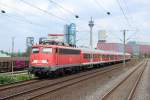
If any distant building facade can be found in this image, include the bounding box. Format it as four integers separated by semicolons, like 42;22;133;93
98;30;107;43
97;42;123;52
97;41;150;56
139;44;150;55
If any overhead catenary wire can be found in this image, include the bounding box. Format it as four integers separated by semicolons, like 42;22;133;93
106;29;138;43
122;0;134;21
0;12;49;29
48;0;80;19
121;0;140;39
93;0;136;42
115;0;138;45
116;0;132;28
122;0;139;29
48;0;75;16
20;0;67;23
107;30;123;41
93;0;111;14
0;2;50;28
126;29;139;41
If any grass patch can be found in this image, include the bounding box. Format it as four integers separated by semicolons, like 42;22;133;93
0;73;33;85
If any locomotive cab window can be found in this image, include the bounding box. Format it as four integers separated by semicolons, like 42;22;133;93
32;48;39;53
42;48;52;53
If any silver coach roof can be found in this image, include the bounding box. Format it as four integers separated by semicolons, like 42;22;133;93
80;48;130;55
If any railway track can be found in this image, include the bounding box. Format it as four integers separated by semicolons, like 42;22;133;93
0;62;133;100
100;59;147;100
0;78;40;91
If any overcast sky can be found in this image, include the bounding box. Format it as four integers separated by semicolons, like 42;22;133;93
0;0;150;52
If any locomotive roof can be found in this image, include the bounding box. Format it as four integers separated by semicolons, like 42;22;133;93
32;44;80;50
32;44;130;56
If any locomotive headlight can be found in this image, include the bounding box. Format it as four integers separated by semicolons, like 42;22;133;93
41;60;48;63
32;60;38;63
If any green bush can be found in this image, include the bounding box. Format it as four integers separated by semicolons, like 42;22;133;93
15;74;32;81
0;74;33;85
0;75;15;84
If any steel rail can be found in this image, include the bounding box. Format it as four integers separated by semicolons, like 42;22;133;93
0;78;40;91
100;60;146;100
127;60;148;100
27;61;144;100
1;64;124;100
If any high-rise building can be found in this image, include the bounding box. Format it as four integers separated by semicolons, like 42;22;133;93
26;37;34;56
26;37;34;47
98;30;107;43
64;23;76;46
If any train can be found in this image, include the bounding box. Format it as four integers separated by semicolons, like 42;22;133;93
29;41;131;77
0;57;29;72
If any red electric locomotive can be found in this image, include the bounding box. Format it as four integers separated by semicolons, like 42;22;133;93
29;41;131;77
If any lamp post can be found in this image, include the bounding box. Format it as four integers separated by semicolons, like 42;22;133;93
123;30;126;66
88;17;94;67
11;37;15;75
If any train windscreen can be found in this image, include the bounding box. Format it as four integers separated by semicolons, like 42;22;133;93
32;48;39;53
42;48;52;53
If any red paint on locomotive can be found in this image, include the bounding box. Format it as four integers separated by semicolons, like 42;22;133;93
29;44;131;77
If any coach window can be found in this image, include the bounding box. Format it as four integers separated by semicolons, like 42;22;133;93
43;48;52;53
107;55;110;58
84;54;87;59
32;48;39;53
93;54;95;59
99;54;101;58
95;54;98;58
101;55;103;59
102;55;104;59
103;55;105;59
96;54;98;58
110;55;112;59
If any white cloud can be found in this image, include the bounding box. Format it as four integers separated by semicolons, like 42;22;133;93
0;0;150;51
